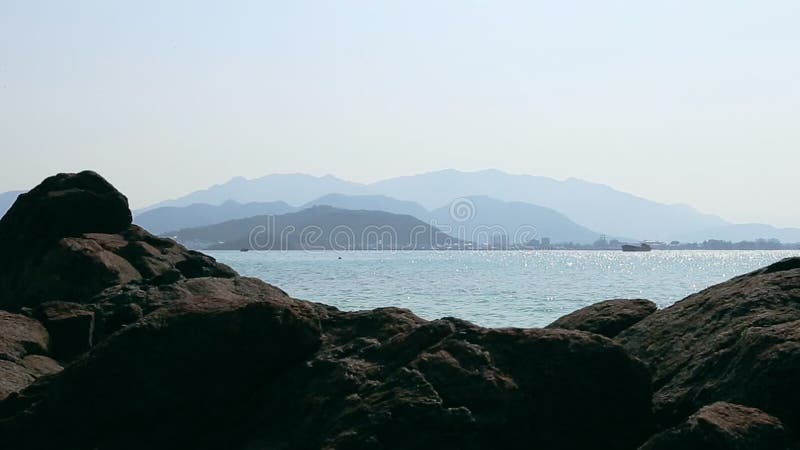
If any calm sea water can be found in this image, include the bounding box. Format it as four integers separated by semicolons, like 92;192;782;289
207;250;800;328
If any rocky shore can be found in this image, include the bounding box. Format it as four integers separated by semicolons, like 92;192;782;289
0;171;798;449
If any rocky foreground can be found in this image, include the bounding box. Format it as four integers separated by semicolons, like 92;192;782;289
0;172;798;449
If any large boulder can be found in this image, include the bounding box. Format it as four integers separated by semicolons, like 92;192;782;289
0;289;655;450
638;402;791;450
0;172;236;310
0;171;131;246
546;298;657;338
617;257;800;430
0;293;323;449
231;315;654;450
0;311;62;400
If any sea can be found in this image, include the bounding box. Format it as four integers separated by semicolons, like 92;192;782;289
207;250;800;328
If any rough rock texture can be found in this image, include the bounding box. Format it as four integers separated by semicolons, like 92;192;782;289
0;171;236;311
618;257;800;430
37;302;96;360
1;298;654;450
0;172;656;449
638;402;792;450
8;171;800;449
0;311;62;400
546;298;657;338
235;314;654;450
1;294;324;450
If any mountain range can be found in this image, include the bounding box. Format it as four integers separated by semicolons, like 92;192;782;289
138;169;798;242
3;169;798;244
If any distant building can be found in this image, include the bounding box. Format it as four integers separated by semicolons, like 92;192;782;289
541;237;551;246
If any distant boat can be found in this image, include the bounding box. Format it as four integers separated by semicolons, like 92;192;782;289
622;243;652;252
240;248;250;252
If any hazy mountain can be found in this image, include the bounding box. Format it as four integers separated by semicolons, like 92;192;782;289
303;194;429;219
673;224;800;244
368;169;728;240
133;200;297;235
0;191;24;219
141;174;364;211
430;196;603;245
170;206;463;250
141;169;731;240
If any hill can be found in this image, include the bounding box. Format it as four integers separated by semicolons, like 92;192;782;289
302;193;429;219
133;200;297;234
367;170;727;240
142;169;729;240
168;206;463;250
141;174;363;211
430;196;604;245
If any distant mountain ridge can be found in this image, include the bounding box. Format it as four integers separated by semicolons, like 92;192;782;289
141;174;363;212
139;170;730;240
134;200;297;235
301;193;429;219
430;196;604;245
367;170;728;241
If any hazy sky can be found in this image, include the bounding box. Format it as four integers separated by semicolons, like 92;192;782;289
1;1;798;225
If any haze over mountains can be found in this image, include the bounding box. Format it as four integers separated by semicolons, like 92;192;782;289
3;169;798;245
136;169;798;243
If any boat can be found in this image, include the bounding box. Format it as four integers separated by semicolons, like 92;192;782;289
622;243;651;252
239;248;250;252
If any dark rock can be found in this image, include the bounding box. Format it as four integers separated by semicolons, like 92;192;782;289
96;302;143;337
638;402;791;450
38;302;95;361
0;172;657;449
617;257;800;430
0;311;61;400
546;298;657;337
0;282;654;450
0;170;131;245
0;294;323;449
0;311;49;362
0;172;236;310
230;315;654;450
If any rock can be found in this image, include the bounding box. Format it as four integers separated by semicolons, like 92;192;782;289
617;257;800;430
0;311;49;362
229;316;654;450
20;355;63;378
0;172;656;449
0;173;236;310
546;298;657;338
38;302;95;360
0;311;61;401
0;286;654;450
638;402;791;450
0;294;323;450
0;171;131;246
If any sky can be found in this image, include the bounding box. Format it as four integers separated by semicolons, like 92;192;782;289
1;1;798;226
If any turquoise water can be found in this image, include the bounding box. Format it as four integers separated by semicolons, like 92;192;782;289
207;250;800;328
